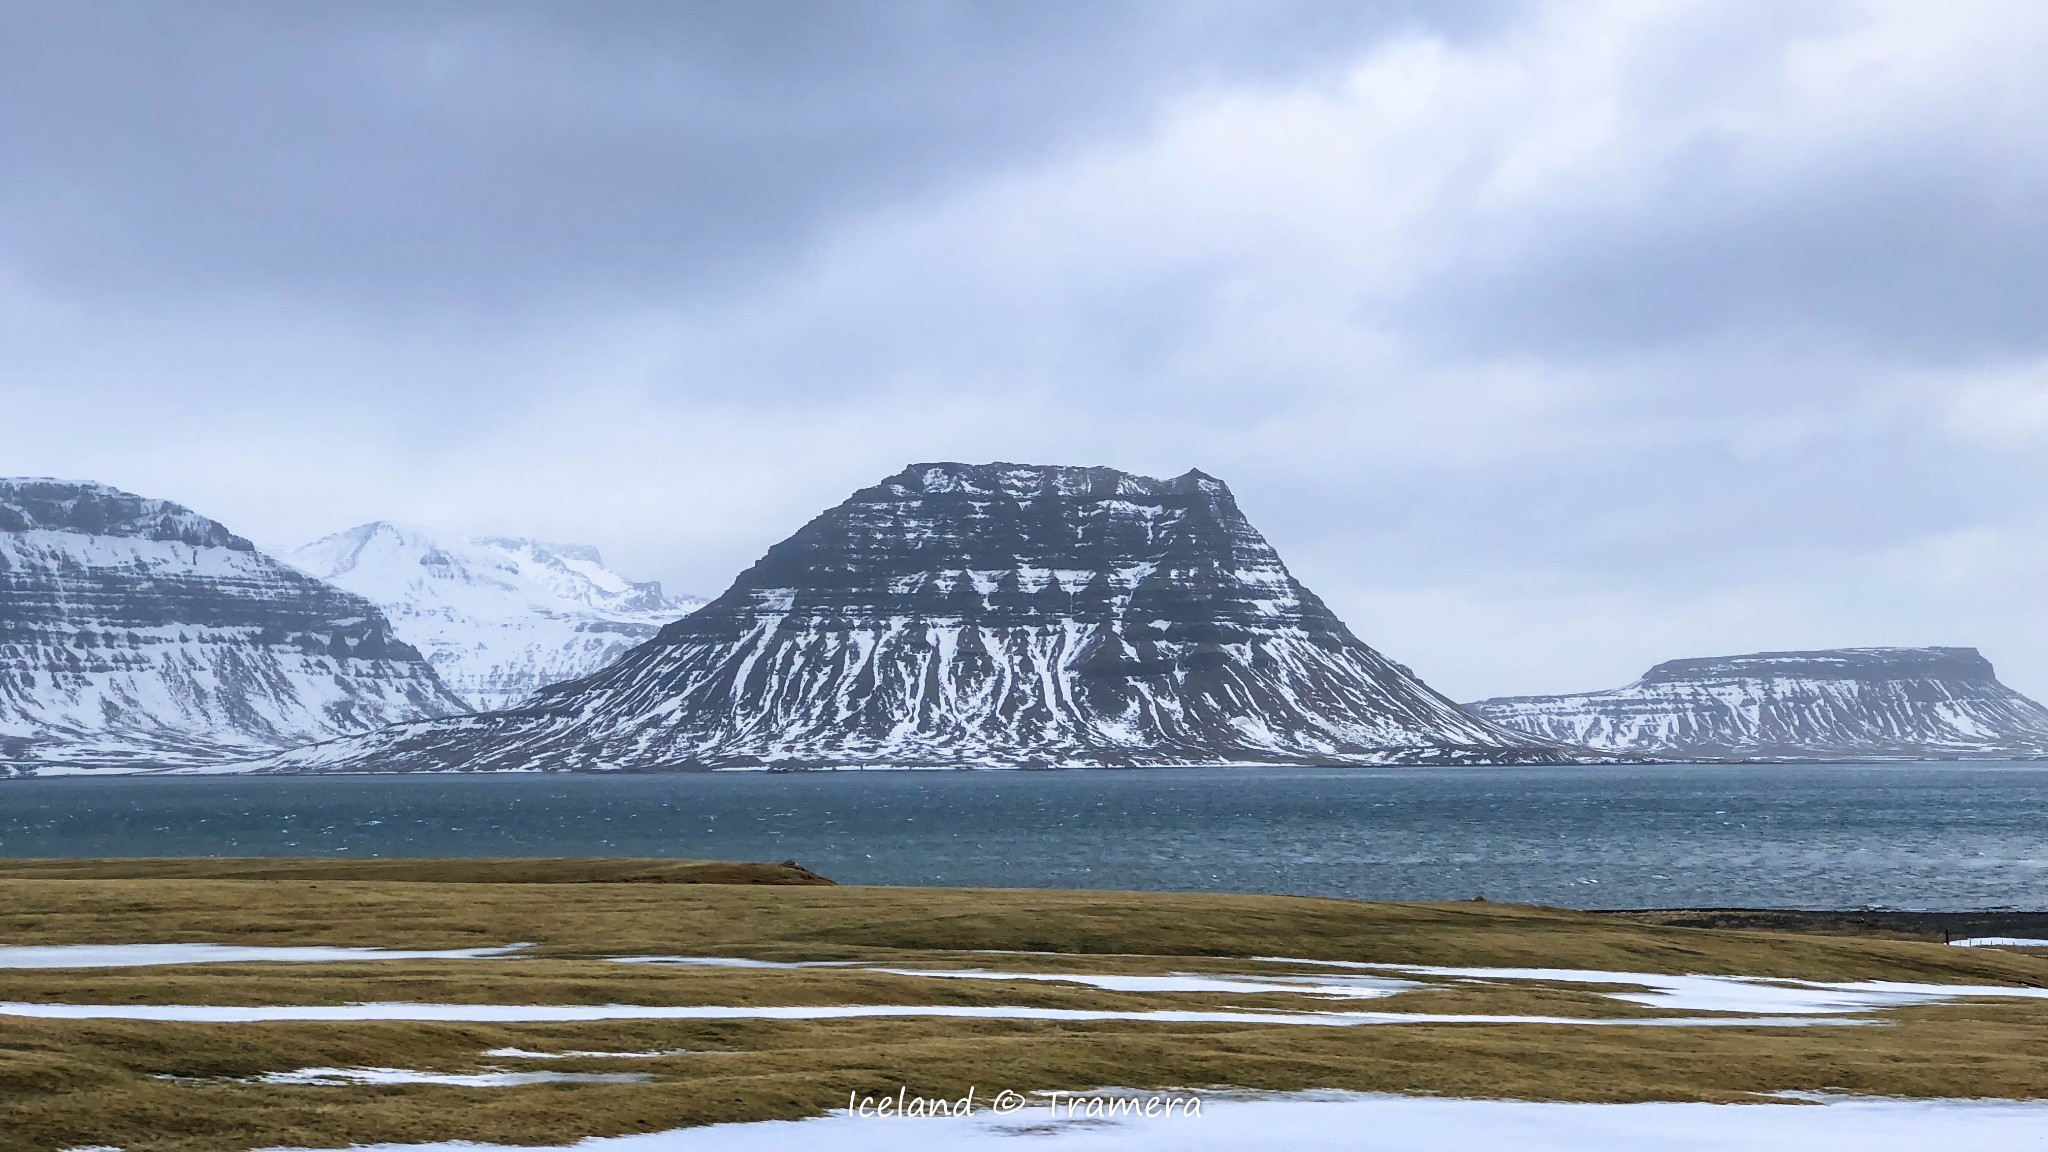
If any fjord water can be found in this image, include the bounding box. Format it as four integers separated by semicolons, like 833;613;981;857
3;764;2046;909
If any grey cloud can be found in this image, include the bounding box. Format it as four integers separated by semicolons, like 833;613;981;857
1421;160;2048;363
1396;64;2048;366
7;0;2048;705
0;0;1511;312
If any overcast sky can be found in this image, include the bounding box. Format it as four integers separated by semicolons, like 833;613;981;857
6;0;2048;702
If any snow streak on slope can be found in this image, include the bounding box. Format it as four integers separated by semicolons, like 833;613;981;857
1467;648;2048;760
0;480;467;774
287;524;704;711
270;463;1578;771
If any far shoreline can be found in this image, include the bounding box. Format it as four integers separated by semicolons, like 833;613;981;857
12;756;2048;779
2;857;2045;942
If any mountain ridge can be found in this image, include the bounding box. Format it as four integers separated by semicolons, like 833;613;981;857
264;461;1584;771
0;480;467;774
1468;646;2048;761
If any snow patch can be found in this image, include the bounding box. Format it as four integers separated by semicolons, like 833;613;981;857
1258;959;2048;1015
0;1001;1853;1027
0;943;529;969
253;1066;651;1087
253;1092;2048;1151
485;1048;694;1060
863;967;1416;999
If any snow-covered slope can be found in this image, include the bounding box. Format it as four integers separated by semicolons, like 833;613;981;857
1467;648;2048;760
268;462;1578;771
0;480;468;774
286;524;703;711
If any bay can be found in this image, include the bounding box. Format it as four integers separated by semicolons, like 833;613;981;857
3;763;2047;909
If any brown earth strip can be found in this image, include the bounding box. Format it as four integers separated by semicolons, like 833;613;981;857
1599;908;2048;944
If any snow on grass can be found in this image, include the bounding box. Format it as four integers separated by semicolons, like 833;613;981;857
0;943;529;968
256;1067;652;1087
864;966;1416;999
609;957;861;969
16;947;2035;1019
254;1092;2048;1151
485;1048;695;1060
612;955;1416;998
1256;958;2048;1015
0;1001;1860;1027
651;952;2046;1018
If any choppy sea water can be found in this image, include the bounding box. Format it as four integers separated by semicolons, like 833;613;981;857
3;764;2047;909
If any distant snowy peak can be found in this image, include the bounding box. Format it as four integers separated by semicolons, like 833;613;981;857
268;461;1580;771
0;480;466;774
1468;647;2048;760
286;523;704;711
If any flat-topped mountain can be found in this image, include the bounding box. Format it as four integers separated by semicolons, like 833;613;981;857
0;479;468;774
287;522;705;711
270;462;1575;771
1467;646;2048;760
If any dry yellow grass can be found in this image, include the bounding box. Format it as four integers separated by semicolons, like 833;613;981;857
2;868;2041;983
3;859;2048;1152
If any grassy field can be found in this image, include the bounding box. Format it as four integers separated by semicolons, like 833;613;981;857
3;859;2048;1152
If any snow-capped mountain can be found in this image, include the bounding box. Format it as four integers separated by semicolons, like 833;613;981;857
1467;647;2048;760
285;523;705;711
0;480;467;774
268;462;1576;771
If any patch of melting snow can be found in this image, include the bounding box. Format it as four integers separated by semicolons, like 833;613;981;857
12;949;2024;1030
256;1066;652;1087
1252;958;2048;1016
1950;937;2048;948
0;943;529;968
608;954;1415;998
865;967;1416;999
485;1048;694;1060
252;1092;2048;1150
0;1000;1858;1027
609;956;860;968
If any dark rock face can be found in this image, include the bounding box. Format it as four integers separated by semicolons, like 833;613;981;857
1467;647;2048;760
0;479;253;549
274;463;1573;771
0;479;470;773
